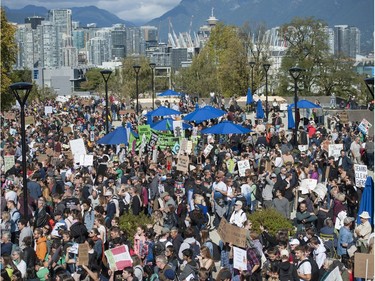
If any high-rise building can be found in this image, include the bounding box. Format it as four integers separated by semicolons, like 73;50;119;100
126;27;144;56
111;24;126;60
334;25;360;58
24;16;44;29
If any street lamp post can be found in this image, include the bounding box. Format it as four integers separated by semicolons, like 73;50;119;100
100;69;113;134
149;63;156;110
263;63;271;120
249;61;256;92
133;65;141;116
289;66;305;145
9;82;33;218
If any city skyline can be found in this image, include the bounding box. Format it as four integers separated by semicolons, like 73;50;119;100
2;0;180;23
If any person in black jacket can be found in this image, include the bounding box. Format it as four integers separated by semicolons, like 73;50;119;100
129;186;142;216
33;197;48;229
69;209;88;244
22;236;36;269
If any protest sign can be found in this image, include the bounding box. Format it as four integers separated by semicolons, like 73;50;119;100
354;164;367;187
78;243;89;266
112;121;122;128
172;142;180;155
69;138;86;157
237;160;250;177
82;100;91;106
45;148;54;156
44;106;53;115
324;266;343;281
62;127;72;134
173;121;184;137
203;144;213;157
4;156;15;173
176;155;189;173
37;154;49;162
104;245;132;271
138;125;151;142
358;119;372;135
180;138;188;153
299;179;318;194
312;183;328;200
328;144;343;160
217;218;248;248
186;140;193;155
233;246;247;270
25;116;35;125
4;112;16;120
354;253;374;278
147;132;159;153
298;145;308;152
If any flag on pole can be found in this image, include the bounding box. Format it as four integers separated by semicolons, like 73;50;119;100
104;245;132;271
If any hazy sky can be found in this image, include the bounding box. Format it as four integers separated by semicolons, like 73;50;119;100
2;0;181;22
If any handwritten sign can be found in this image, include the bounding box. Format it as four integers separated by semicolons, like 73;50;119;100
358;118;372;135
44;106;53;115
233;246;247;270
354;253;374;278
217;218;248;248
176;155;189;173
4;155;15;173
203;144;213;157
328;144;343;160
69;138;86;157
25;116;35;125
299;179;318;194
180;138;188;153
354;164;367;187
237;160;250;177
173;121;184;138
78;243;89;266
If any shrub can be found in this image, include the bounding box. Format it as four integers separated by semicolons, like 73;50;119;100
247;208;294;236
119;211;154;242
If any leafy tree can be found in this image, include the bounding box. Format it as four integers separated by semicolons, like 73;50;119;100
176;23;248;98
1;9;18;109
79;68;104;92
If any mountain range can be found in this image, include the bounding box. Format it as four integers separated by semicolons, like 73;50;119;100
3;0;374;52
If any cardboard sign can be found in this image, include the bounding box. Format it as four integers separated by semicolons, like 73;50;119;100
180;138;188;153
186;141;193;155
237;160;250;177
233;246;247;270
37;154;49;162
328;144;343;160
45;148;54;156
78;243;89;266
339;112;349;124
4;112;16;120
82;100;91;106
25;116;35;125
176;155;189;173
112;121;122;128
62;127;72;134
217;218;248;248
354;253;374;278
354;164;368;187
4;155;15;173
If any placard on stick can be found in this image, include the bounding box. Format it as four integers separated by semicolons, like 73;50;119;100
354;253;374;278
176;155;189;173
217;218;248;248
25;116;35;125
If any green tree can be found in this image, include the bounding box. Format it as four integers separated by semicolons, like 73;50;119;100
278;17;331;96
176;23;248;98
1;9;18;109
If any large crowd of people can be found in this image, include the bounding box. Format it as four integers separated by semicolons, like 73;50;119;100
0;95;373;281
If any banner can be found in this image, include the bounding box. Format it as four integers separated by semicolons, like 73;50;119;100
217;218;248;248
176;155;189;173
354;164;367;187
328;144;343;160
138;125;151;142
237;160;250;177
104;245;132;271
233;246;247;270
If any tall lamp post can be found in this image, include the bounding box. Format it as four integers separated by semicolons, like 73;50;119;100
263;63;270;120
249;61;256;92
100;69;113;134
9;82;33;218
149;63;156;109
289;66;305;145
133;65;141;116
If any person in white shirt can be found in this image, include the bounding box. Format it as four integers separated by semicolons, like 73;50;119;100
295;245;312;281
229;201;247;228
11;248;27;278
309;237;326;269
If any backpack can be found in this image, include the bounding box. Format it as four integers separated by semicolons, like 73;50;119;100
297;257;320;281
205;239;221;262
70;221;88;244
188;241;201;260
153;240;167;258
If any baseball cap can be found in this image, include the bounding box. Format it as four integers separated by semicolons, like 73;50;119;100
280;249;289;257
161;192;169;199
344;217;354;225
235;201;243;207
290;239;300;245
271;173;277;178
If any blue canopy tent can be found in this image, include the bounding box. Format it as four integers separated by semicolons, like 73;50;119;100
246;88;253;104
148;106;180;118
256;100;264;119
357;176;374;226
183;106;226;123
201;121;252;135
158;89;181;97
289;100;321;109
97;127;128;145
151;118;192;131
